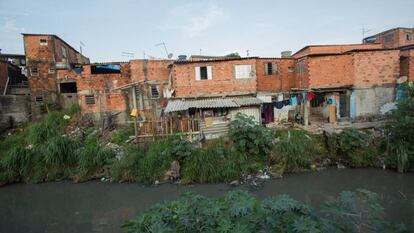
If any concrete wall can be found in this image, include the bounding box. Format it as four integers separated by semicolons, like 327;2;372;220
353;86;395;117
0;95;30;130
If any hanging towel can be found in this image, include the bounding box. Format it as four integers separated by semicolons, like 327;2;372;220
290;96;298;106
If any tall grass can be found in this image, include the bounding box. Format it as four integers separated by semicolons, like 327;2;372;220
77;139;116;181
270;129;323;174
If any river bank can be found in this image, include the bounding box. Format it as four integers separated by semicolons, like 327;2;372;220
0;168;413;233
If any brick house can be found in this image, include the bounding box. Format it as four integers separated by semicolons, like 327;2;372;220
15;27;414;133
23;34;89;119
363;27;414;48
291;44;401;123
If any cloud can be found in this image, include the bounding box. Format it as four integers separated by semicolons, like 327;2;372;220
1;18;25;33
165;3;225;38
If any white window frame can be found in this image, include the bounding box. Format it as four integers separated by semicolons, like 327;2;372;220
48;67;55;74
234;65;253;79
195;66;212;80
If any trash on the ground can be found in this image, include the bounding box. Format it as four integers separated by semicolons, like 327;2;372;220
63;115;71;120
229;180;239;186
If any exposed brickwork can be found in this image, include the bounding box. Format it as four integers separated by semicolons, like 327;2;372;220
366;28;414;49
130;60;172;82
172;58;257;97
293;44;383;58
256;58;295;92
352;50;400;88
308;54;353;88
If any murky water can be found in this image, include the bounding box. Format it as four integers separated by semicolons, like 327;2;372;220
0;168;413;233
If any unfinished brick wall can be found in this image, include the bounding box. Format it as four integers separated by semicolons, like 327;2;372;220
130;60;172;82
172;58;258;97
293;44;383;58
352;50;400;88
399;48;414;82
256;58;295;92
372;28;414;49
76;63;131;114
308;54;353;88
294;57;309;89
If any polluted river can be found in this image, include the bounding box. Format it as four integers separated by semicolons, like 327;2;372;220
0;168;413;233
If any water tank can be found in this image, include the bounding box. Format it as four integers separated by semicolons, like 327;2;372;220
281;51;292;58
177;55;187;61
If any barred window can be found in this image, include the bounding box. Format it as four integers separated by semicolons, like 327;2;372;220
85;95;95;105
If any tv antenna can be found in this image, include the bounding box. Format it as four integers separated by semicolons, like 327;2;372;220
80;41;85;55
155;41;173;59
362;25;371;41
121;51;134;58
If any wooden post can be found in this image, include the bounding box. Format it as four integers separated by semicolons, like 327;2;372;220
132;86;138;138
304;99;309;126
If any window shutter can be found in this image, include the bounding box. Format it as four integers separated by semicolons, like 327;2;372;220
264;63;268;75
207;66;212;80
195;67;201;80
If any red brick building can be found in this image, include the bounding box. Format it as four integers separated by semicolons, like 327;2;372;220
23;34;89;119
363;27;414;48
17;27;414;129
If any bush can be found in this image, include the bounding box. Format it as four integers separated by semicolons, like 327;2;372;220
385;84;414;172
182;139;240;183
229;113;273;161
270;129;323;174
339;128;376;167
123;189;406;233
136;139;176;184
77;139;116;180
111;126;135;145
110;145;146;182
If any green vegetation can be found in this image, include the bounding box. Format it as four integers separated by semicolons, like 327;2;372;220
123;189;407;233
385;84;414;172
270;129;325;175
1;87;413;186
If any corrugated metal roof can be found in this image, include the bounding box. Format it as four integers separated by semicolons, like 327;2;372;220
165;97;262;112
164;100;188;112
231;97;263;106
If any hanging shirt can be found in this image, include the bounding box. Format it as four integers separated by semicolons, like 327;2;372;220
274;101;284;109
290;96;298;106
307;92;316;101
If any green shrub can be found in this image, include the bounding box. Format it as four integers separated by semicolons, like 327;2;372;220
385;84;414;172
339;128;376;167
271;129;322;174
110;145;145;182
182;139;240;183
111;126;135;145
77;139;116;180
229;113;272;161
137;139;176;184
123;189;406;233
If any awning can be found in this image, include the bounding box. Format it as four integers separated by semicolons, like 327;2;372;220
165;97;262;113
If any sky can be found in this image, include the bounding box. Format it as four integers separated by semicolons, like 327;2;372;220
0;0;413;62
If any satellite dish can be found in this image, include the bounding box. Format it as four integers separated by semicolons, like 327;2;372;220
397;76;408;84
168;53;173;59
